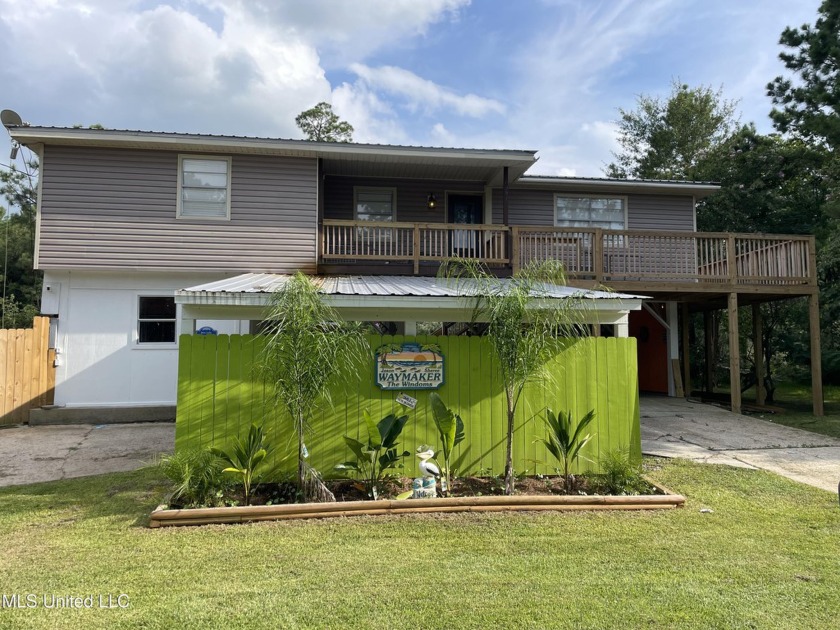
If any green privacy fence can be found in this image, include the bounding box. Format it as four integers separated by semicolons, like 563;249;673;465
176;334;640;479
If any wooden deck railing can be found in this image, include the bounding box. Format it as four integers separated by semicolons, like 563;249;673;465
321;220;816;288
321;220;509;274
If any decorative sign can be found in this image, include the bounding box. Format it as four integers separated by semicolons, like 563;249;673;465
395;393;418;409
375;342;444;390
196;326;218;336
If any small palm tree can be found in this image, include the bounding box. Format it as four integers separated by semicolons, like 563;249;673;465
261;273;368;502
440;258;586;495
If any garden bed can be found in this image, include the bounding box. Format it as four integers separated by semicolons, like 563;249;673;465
149;478;684;528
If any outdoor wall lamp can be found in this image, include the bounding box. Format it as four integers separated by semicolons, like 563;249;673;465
427;193;437;209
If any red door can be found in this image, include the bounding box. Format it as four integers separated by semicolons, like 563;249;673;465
629;308;668;394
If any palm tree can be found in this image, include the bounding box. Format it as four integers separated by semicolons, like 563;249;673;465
261;273;367;502
440;258;586;495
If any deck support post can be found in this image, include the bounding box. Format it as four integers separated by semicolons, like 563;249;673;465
666;302;679;397
809;293;824;416
727;292;741;414
752;303;765;406
503;166;511;272
703;310;714;393
404;321;417;336
681;302;691;398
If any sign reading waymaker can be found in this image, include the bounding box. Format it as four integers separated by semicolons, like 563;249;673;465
374;342;444;390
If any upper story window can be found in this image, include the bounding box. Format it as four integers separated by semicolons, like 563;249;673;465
555;195;626;230
354;187;397;222
177;156;232;220
138;296;176;344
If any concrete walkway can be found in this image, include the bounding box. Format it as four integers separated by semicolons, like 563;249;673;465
641;396;840;493
0;422;175;487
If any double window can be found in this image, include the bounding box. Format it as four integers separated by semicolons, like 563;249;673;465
554;195;626;230
138;296;177;344
177;156;231;219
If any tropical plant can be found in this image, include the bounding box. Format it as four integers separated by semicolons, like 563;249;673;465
157;448;230;508
261;272;368;502
540;408;596;491
598;448;647;495
429;393;465;496
212;423;274;506
335;410;410;499
440;258;586;495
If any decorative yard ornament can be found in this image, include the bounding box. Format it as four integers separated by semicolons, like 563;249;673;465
416;447;440;478
414;447;443;498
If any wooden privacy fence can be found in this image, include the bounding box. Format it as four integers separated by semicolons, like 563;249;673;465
176;334;640;480
0;317;55;426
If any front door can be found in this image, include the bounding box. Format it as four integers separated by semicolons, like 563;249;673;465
448;194;483;256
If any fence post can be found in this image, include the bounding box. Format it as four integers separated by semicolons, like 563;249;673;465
593;228;604;283
413;224;420;275
726;234;738;286
511;226;519;274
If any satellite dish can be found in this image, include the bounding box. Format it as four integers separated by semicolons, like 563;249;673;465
1;109;23;127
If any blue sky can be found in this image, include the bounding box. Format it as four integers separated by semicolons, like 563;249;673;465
0;0;824;178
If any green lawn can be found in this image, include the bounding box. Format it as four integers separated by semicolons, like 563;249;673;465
1;460;838;629
741;382;840;439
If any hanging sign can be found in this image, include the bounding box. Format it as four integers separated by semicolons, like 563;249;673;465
375;342;445;390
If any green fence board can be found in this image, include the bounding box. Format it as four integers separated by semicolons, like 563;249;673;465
175;334;640;480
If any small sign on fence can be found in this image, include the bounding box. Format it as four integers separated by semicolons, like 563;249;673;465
395;393;417;409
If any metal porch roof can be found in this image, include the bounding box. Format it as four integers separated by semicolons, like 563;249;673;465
177;274;645;301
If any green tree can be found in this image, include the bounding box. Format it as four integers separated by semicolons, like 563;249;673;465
440;259;585;495
767;0;840;149
605;81;738;180
295;102;354;142
261;272;367;502
0;155;41;328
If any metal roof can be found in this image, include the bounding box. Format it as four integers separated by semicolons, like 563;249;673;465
10;126;537;185
178;273;645;300
518;175;719;198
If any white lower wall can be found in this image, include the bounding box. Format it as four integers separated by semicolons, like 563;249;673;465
44;270;248;407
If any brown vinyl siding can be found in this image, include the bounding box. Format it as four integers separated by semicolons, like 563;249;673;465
492;189;696;230
38;146;317;272
324;176;484;223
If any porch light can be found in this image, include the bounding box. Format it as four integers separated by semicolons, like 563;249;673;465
427;193;437;209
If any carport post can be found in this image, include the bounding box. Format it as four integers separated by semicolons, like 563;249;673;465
704;310;715;393
809;293;824;416
727;293;741;414
752;303;765;406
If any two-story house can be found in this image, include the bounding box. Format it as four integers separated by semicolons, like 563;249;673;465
4;116;823;422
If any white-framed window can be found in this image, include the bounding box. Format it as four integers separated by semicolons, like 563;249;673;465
137;296;177;344
354;187;397;222
177;155;232;219
554;195;626;230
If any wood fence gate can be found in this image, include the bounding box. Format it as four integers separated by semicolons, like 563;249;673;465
0;316;55;426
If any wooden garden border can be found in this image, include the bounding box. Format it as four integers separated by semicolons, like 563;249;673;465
149;481;684;528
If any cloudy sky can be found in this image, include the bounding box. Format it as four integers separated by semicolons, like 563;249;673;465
0;0;822;177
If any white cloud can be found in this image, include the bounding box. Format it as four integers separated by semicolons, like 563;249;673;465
349;64;505;118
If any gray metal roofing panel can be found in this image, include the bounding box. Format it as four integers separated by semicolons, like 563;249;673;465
179;274;645;300
10;126;537;157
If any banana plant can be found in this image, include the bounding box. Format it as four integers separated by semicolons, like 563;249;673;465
429;393;465;496
212;423;274;506
540;408;596;491
336;410;410;499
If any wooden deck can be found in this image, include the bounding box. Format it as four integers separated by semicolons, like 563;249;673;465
320;220;817;297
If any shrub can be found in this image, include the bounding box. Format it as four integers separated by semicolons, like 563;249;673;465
212;423;274;506
599;448;647;495
158;448;230;508
539;408;596;491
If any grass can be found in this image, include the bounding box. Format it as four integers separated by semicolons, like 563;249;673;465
1;460;839;629
739;381;840;439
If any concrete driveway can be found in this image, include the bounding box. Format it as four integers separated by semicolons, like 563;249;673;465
0;422;174;488
642;396;840;493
